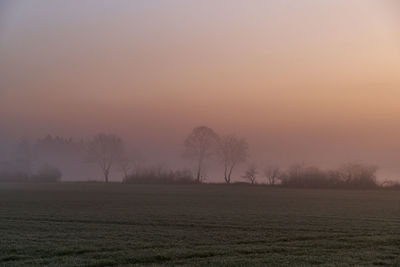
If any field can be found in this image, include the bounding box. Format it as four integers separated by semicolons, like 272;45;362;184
1;183;400;266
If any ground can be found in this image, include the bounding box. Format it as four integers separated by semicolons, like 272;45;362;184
0;183;400;266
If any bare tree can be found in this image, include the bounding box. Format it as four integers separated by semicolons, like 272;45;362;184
183;126;219;183
242;164;257;184
217;135;248;184
88;133;124;183
264;165;280;185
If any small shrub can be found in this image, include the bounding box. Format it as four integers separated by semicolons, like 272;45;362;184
31;164;62;182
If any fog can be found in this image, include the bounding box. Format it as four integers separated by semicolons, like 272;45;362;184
1;0;400;182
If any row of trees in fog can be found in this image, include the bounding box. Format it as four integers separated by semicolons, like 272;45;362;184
0;126;392;188
82;126;249;184
181;126;379;188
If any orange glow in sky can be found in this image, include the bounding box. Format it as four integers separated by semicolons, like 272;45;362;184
1;0;400;179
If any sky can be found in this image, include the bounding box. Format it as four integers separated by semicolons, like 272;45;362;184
1;0;400;181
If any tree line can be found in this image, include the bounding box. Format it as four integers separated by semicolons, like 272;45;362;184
0;126;397;189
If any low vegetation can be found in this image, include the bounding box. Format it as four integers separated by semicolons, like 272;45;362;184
278;163;379;189
124;167;194;184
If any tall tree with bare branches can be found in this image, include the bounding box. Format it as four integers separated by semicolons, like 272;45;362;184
242;164;257;184
217;135;248;184
183;126;219;183
88;133;124;183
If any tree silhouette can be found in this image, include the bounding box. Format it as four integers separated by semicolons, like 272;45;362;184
183;126;219;183
87;133;124;182
217;135;248;184
242;164;257;184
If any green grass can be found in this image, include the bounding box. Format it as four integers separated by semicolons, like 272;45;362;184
1;183;400;266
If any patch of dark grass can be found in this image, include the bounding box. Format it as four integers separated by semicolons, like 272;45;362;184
1;183;400;266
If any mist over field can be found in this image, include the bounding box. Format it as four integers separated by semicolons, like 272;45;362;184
1;1;400;182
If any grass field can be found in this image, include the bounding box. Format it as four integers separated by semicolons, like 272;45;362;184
1;183;400;266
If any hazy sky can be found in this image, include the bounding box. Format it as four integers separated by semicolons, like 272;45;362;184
1;1;400;180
